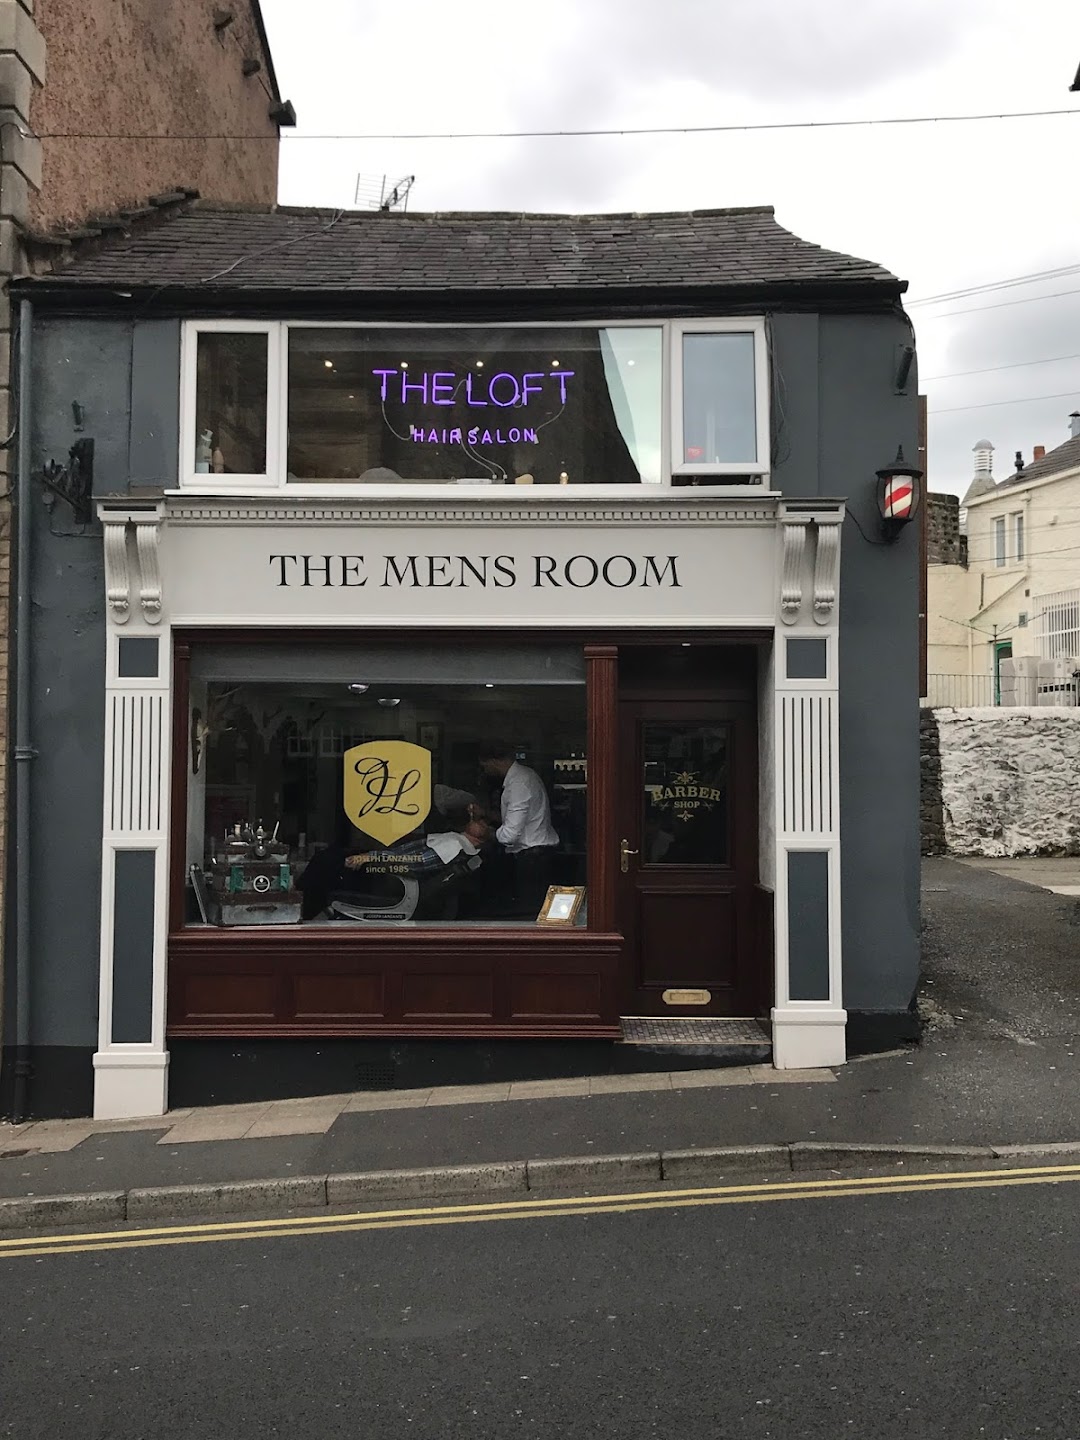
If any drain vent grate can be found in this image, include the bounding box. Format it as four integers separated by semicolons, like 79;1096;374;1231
354;1061;397;1091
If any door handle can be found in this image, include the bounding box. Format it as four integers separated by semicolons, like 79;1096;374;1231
620;838;639;874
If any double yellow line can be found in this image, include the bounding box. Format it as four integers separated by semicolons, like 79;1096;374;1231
3;1162;1079;1260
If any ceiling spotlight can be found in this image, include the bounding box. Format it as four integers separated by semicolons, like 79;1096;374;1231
476;360;485;368
377;697;401;707
484;683;494;689
551;359;560;367
399;361;409;370
323;359;333;369
347;682;369;694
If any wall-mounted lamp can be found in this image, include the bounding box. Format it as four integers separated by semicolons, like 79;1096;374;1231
876;446;923;540
37;438;95;525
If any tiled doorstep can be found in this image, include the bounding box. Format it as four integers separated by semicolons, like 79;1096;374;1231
3;1065;836;1152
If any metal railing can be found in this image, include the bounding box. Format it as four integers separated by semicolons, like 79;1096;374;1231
1035;588;1080;659
922;673;996;708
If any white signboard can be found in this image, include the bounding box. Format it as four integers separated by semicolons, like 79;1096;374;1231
160;510;779;628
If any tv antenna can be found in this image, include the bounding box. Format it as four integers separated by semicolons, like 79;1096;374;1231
354;173;416;212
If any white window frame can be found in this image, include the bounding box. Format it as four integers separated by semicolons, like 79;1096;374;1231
179;319;282;492
177;317;771;497
993;516;1006;568
1011;510;1025;563
670;318;770;478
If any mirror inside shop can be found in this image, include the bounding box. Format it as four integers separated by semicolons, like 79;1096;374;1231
186;678;587;927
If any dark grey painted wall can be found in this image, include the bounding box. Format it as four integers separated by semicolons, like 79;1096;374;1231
3;316;181;1055
772;310;920;1014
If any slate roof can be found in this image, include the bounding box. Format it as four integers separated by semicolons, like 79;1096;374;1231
19;202;903;300
993;431;1080;492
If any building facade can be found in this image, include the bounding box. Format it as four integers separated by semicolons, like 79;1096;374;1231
926;419;1080;706
0;1;291;1111
3;204;921;1119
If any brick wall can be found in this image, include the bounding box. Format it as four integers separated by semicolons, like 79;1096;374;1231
28;0;280;229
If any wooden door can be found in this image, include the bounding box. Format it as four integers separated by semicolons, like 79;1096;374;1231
617;699;757;1016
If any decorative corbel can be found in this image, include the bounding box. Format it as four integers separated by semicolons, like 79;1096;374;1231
102;519;131;625
779;516;810;625
133;518;163;624
812;518;842;626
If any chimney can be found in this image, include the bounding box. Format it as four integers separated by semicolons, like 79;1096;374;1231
1034;445;1046;461
1070;412;1080;440
1015;450;1025;474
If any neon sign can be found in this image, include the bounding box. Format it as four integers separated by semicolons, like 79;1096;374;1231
371;368;575;408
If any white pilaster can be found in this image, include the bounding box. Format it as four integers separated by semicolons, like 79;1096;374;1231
94;504;172;1119
771;502;846;1068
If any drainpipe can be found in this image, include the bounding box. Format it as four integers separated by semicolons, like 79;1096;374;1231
11;298;33;1121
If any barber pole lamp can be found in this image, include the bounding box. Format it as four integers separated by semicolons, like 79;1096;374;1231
876;447;923;540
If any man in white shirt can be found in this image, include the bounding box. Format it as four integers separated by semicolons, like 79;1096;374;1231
478;739;559;917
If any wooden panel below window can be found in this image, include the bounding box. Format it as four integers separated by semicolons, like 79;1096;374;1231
402;972;494;1020
183;973;279;1021
294;973;384;1020
510;972;602;1019
167;931;624;1038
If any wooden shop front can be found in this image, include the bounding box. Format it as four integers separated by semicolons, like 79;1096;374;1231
165;629;767;1041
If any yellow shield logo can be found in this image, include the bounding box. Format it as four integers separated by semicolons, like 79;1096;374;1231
343;740;432;846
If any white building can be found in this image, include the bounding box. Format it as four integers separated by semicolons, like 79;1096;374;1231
926;413;1080;706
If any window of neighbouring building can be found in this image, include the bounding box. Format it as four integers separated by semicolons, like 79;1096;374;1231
180;319;769;489
184;644;587;928
994;516;1006;567
1036;589;1080;659
1012;511;1025;563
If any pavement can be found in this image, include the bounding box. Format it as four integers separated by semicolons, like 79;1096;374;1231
3;1168;1078;1438
1;855;1077;1228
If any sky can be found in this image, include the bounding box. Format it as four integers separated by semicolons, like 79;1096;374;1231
259;0;1080;495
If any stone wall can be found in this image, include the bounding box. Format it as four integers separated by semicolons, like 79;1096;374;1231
920;709;945;855
926;493;965;565
922;708;1080;856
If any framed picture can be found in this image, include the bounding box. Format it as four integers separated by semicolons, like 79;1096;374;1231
418;722;442;752
536;885;586;926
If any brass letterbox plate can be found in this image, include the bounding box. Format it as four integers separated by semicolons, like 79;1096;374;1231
662;988;711;1006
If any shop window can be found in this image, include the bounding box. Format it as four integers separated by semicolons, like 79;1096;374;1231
285;325;662;486
185;644;587;928
181;318;769;489
188;326;272;479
